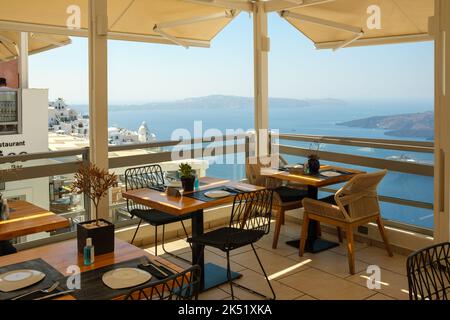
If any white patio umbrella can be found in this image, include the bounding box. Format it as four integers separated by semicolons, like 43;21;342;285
0;31;71;61
276;0;434;50
0;0;241;48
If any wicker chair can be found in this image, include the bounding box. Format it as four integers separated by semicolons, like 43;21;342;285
246;157;309;249
407;242;450;300
300;169;393;274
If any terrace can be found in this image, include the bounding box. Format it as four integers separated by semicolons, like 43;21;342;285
0;0;448;302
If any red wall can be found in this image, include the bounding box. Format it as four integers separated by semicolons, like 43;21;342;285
0;59;19;88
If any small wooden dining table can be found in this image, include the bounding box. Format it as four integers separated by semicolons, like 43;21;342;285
261;165;364;253
122;176;263;291
0;238;183;300
0;201;69;241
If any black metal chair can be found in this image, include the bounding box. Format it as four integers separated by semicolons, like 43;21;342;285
406;242;450;300
125;165;192;262
188;189;276;300
124;265;201;300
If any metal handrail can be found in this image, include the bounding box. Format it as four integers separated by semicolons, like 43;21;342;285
278;144;434;176
278;133;434;153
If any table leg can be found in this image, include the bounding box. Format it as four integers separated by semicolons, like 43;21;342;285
286;186;339;253
191;210;205;289
191;210;240;291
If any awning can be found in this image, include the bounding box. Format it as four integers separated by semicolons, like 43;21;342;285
0;31;71;61
275;0;434;50
0;0;241;48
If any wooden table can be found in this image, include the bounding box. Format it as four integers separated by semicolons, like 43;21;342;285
0;201;69;241
0;238;183;300
261;165;364;253
122;177;263;291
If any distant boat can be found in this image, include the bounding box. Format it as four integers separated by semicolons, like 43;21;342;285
386;154;417;163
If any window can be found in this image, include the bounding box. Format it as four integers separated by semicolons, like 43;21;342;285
0;89;21;135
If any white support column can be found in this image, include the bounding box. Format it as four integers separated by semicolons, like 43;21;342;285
18;32;29;89
89;0;110;220
253;1;270;157
433;0;450;242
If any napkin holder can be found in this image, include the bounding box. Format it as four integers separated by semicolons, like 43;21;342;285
166;186;181;197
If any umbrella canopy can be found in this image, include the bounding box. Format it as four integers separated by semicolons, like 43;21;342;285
0;0;241;48
277;0;434;49
0;31;71;61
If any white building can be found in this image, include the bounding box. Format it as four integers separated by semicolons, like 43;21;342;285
1;89;50;213
48;97;78;126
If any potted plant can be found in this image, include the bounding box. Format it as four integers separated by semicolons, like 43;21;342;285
306;142;321;174
179;163;195;192
70;163;118;255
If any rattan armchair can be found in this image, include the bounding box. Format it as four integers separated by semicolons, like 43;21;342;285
300;169;393;274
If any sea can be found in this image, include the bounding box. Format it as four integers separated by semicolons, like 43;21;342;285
72;99;434;229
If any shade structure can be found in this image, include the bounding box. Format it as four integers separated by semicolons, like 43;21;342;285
0;31;71;61
277;0;434;50
0;0;241;48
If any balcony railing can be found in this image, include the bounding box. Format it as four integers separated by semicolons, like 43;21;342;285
275;133;434;236
0;132;435;250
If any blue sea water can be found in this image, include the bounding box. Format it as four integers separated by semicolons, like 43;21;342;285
73;100;435;229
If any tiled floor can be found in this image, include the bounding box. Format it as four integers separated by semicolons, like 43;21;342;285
142;220;410;300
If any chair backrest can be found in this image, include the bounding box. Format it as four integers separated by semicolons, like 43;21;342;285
125;165;165;212
334;169;387;222
124;265;201;300
406;242;450;300
229;189;274;234
245;156;283;189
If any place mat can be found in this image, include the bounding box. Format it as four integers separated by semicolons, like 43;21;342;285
184;186;241;202
319;169;353;178
0;259;64;300
58;257;164;300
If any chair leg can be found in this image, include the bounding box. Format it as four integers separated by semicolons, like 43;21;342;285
226;251;235;300
154;225;158;257
161;223;192;264
281;210;285;225
272;208;285;249
251;244;276;300
299;214;310;256
376;216;394;257
337;227;343;243
180;220;193;250
346;225;355;275
131;219;142;244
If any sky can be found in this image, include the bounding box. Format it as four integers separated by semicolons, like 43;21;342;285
28;13;434;105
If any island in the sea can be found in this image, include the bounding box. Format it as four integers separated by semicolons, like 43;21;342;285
337;111;434;140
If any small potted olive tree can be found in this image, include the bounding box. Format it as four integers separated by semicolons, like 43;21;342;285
179;163;196;192
71;163;117;255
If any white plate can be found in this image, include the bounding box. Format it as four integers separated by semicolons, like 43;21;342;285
204;190;231;198
102;268;151;290
320;170;342;178
233;185;254;192
0;269;46;293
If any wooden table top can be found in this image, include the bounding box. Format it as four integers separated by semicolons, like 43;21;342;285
122;177;264;216
0;238;183;300
0;201;70;241
261;165;364;188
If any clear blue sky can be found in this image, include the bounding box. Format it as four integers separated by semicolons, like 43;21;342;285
29;13;434;105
